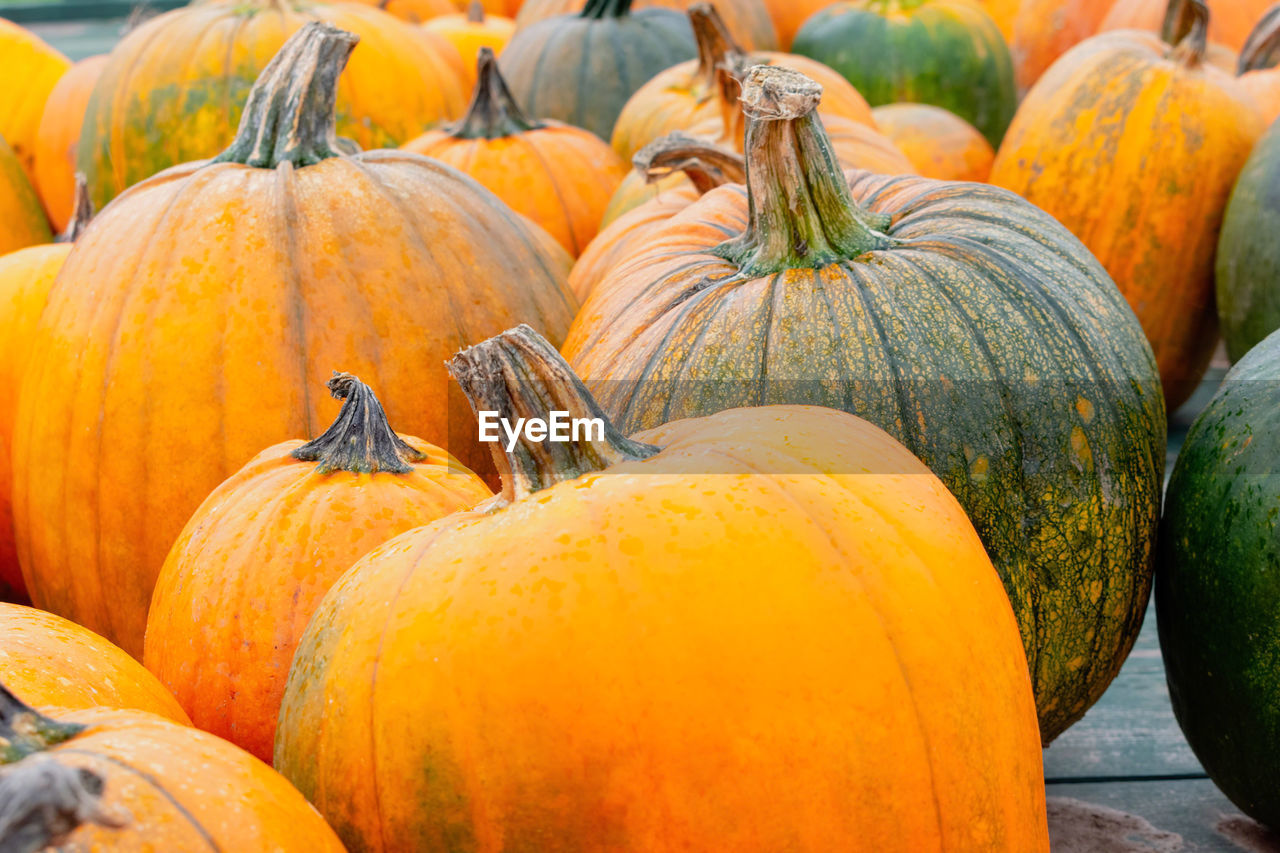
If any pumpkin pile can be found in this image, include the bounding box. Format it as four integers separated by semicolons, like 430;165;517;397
1;0;1279;845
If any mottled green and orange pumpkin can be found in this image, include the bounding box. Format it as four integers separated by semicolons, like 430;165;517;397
564;65;1166;742
0;135;52;257
515;0;776;49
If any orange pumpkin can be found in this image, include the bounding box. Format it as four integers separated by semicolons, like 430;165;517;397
348;0;456;22
1097;0;1239;70
978;0;1019;41
872;103;995;182
0;685;344;849
991;1;1262;409
0;135;51;259
0;18;70;185
145;373;492;762
275;325;1049;853
611;3;873;160
423;0;516;82
14;24;574;657
1238;5;1280;123
1011;0;1114;92
1101;0;1272;52
0;603;188;723
515;0;778;49
404;49;627;255
33;55;107;233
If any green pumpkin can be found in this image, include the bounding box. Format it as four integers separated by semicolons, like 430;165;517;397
791;0;1016;147
1157;329;1280;828
1217;118;1280;363
564;65;1166;742
498;0;697;141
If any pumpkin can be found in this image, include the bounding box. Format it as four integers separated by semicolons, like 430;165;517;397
13;24;575;657
978;0;1018;40
1010;0;1114;93
1237;5;1280;123
275;324;1048;852
1098;0;1238;70
990;0;1262;410
145;373;492;762
611;3;873;160
0;603;188;723
349;0;456;22
0;18;70;186
404;49;627;255
515;0;777;49
499;0;697;141
1157;328;1280;829
0;684;345;849
1101;0;1271;52
0;135;51;258
871;103;995;182
32;55;107;232
564;66;1166;742
76;0;469;213
423;1;516;82
792;0;1016;147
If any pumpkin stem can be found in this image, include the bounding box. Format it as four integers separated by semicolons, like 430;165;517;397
0;760;126;852
57;173;93;244
213;22;360;169
633;132;745;194
689;3;745;95
1238;4;1280;73
452;48;543;140
291;372;427;474
711;65;892;276
1166;0;1208;65
713;56;749;150
467;0;485;22
0;684;85;764
447;324;659;503
581;0;633;19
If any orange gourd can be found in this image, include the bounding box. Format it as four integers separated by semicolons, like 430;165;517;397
991;0;1263;409
275;325;1049;852
0;18;70;185
1238;5;1280;123
423;1;516;82
32;55;107;232
1101;0;1272;52
14;24;574;657
349;0;456;22
404;50;627;255
872;103;995;182
0;602;188;723
0;135;51;256
145;373;492;762
515;0;778;48
1010;0;1114;92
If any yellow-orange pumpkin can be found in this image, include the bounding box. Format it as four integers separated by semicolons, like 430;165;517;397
515;0;777;48
423;0;516;82
0;18;70;185
872;103;995;182
33;55;107;232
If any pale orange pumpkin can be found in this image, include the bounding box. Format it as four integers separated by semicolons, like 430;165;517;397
872;103;995;182
1101;0;1272;52
1237;4;1280;123
32;55;107;231
348;0;456;22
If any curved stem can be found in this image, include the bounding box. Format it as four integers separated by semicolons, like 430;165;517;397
688;3;744;95
1239;4;1280;74
447;325;659;504
711;66;892;276
0;760;126;852
633;132;745;194
1165;0;1208;65
466;0;484;22
452;48;542;140
713;56;749;151
57;173;93;243
291;372;426;474
581;0;632;19
0;684;85;764
213;22;360;169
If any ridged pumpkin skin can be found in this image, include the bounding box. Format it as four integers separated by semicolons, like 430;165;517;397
32;55;107;232
990;23;1263;409
0;136;53;255
405;51;627;255
516;0;777;48
145;375;493;762
566;67;1166;742
500;0;697;141
14;25;575;658
423;3;516;82
0;602;188;723
1010;0;1113;92
76;0;469;212
1102;0;1272;51
276;328;1048;853
1157;329;1280;829
0;18;70;185
792;0;1016;147
872;103;995;182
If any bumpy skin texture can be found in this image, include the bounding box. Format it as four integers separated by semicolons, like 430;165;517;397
13;151;576;657
1010;0;1113;92
515;0;777;49
565;173;1166;742
0;18;70;185
0;603;189;723
1101;0;1272;51
145;434;492;762
792;0;1016;147
991;30;1263;410
76;0;469;212
33;55;107;232
1157;329;1280;829
0;136;52;256
872;103;995;182
1217;119;1280;361
277;405;1048;852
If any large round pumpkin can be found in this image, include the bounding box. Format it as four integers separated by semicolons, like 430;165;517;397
1157;328;1280;829
871;102;995;182
564;66;1167;742
32;55;107;232
792;0;1016;147
515;0;776;48
404;49;627;255
1101;0;1272;52
0;684;344;849
145;373;492;762
1010;0;1114;93
499;0;696;141
76;0;469;212
1237;5;1280;123
990;1;1263;410
0;603;188;723
13;24;575;658
275;324;1049;852
0;18;70;186
0;135;52;256
423;1;516;81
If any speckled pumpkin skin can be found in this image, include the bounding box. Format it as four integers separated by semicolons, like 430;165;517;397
76;0;469;211
0;136;52;256
0;18;70;185
564;173;1166;742
515;0;777;49
32;55;107;231
1157;329;1280;828
990;30;1263;410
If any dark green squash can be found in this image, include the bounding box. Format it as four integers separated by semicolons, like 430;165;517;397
1157;329;1280;828
1217;118;1280;363
498;0;697;141
791;0;1016;147
563;65;1167;742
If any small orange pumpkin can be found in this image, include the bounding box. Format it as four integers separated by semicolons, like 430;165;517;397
348;0;456;22
423;0;516;82
515;0;777;49
1237;5;1280;123
0;18;70;185
32;55;107;233
871;103;995;182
